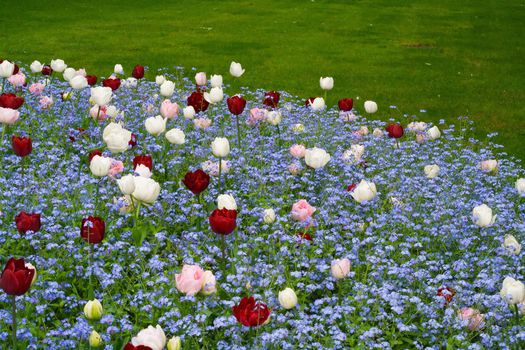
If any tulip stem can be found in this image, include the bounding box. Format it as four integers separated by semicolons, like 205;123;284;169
134;201;142;224
235;115;242;150
11;295;17;349
514;304;520;325
276;124;281;147
221;235;227;268
1;124;7;146
94;180;100;216
218;157;222;194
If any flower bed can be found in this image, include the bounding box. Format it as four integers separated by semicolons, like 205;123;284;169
0;59;524;349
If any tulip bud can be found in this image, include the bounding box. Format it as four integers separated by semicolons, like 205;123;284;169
84;299;103;320
278;288;298;309
160;80;175;97
309;97;325;111
292;123;305;133
204;87;224;104
25;262;37;285
166;128;185;145
503;234;521;255
210;74;223;88
211;137;230;158
201;270;217;295
229;61;245;77
30;60;43;73
167;336;182;350
266;111;282;125
364;100;378;114
319;77;334;90
424;164;440;179
472;204;496;228
304;147;331;169
155;75;166;85
350;179;377;204
331;258;351;279
89;330;102;347
183;106;195;119
195;72;207;86
90;155;111;177
500;277;525;305
114;64;124;75
263;209;276;224
50;59;67;73
427;125;441;140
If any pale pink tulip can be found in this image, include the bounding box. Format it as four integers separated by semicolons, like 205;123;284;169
175;264;205;296
160;100;179;119
291;199;316;222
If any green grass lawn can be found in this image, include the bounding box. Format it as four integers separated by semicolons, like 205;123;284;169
1;0;524;160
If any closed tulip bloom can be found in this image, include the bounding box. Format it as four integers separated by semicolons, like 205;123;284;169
263;208;276;224
114;64;124;75
0;93;24;109
232;296;270;327
89;330;102;347
319;77;334;90
102;77;121;91
63;67;76;81
183;169;210;195
12;135;32;157
84;299;103;320
175;264;205;296
503;234;521;255
278;288;298;309
229;61;245;77
195;72;207;86
155;75;165;85
165;128;185;145
132;176;161;204
351;179;377;203
204;86;224;104
86;75;97;86
227;95;246;115
160;80;175;97
130;325;166;350
289;144;306;159
134;164;152;178
304;147;331;169
91;87;112;106
30;60;43;73
41;65;53;76
210;74;223;88
266;111;282;125
424;164;440;179
331;258;351;279
160;100;179;119
167;336;181;350
516;178;525;196
479;159;498;172
201;270;217;295
118;174;136;195
386;123;404;138
472;204;496;227
364;100;378;113
80;216;105;244
211;137;230;158
0;107;20;124
50;59;67;73
427;125;441;140
218;194;237;210
69;75;88;90
90;155;111;177
209;208;237;235
0;60;15;78
338;98;353;111
183;105;196;119
500;277;525;305
15;211;41;233
145;115;167;136
0;258;35;295
187;91;209;112
308;97;325;111
132;65;145;79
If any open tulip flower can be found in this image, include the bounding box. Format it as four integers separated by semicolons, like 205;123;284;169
232;296;270;327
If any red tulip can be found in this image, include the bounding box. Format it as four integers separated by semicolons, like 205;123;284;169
80;216;105;244
133;155;153;171
338;98;354;111
102;77;121;91
227;95;246;115
346;183;357;192
183;169;210;195
124;343;152;350
386;123;404;138
0;93;24;109
86;75;97;86
297;232;312;241
187;91;209;113
41;65;53;76
15;212;41;234
437;286;456;306
88;149;103;163
132;65;145;79
129;133;137;147
12;136;32;157
209;209;237;235
0;258;35;296
232;296;270;327
305;97;317;107
263;91;280;108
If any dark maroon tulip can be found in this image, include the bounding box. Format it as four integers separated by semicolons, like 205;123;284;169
41;65;53;76
227;95;246;115
305;97;317;107
80;216;105;244
187;91;209;113
0;258;35;296
12;136;32;157
102;77;121;91
124;343;152;350
132;65;145;79
338;98;354;111
297;232;313;241
232;296;271;327
263;91;280;108
386;123;404;138
0;93;24;109
183;169;210;195
209;209;237;235
15;212;41;234
133;155;153;171
88;149;103;163
128;133;137;147
347;183;357;192
86;75;97;86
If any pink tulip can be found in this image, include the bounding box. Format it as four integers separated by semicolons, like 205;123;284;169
0;107;20;124
29;83;45;95
289;144;306;159
458;307;485;331
247;108;267;127
195;72;207;86
8;73;26;87
175;264;205;296
39;96;53;109
160;100;179;119
291;199;316;222
193;117;212;129
90;105;107;121
108;159;124;177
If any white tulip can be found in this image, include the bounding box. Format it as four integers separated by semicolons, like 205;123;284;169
90;87;112;106
211;137;230;158
351;179;377;203
204;87;223;104
167;336;182;350
132;177;161;204
427;125;441;140
263;209;276;224
373;128;384;137
165;128;185;145
503;234;521;255
472;204;496;228
424;164;440;179
145;115;167;136
229;61;245;77
319;77;334;90
278;288;298;309
135;164;152;178
342;144;365;163
103;123;132;153
114;64;124;75
210;74;223;88
30;60;43;73
155;75;166;85
63;67;76;81
500;277;525;305
217;194;237;210
516;178;525;196
309;97;326;111
117;174;136;195
69;75;88;90
50;59;67;73
160;80;175;97
131;325;166;350
201;270;217;295
84;299;103;320
364;100;378;114
266;111;282;125
479;159;498;172
124;77;138;88
0;60;15;78
106;105;118;119
304;147;331;169
90;155;111;177
183;106;196;119
407;121;428;132
89;330;102;347
331;258;351;279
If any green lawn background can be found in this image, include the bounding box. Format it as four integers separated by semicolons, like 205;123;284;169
1;0;523;160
